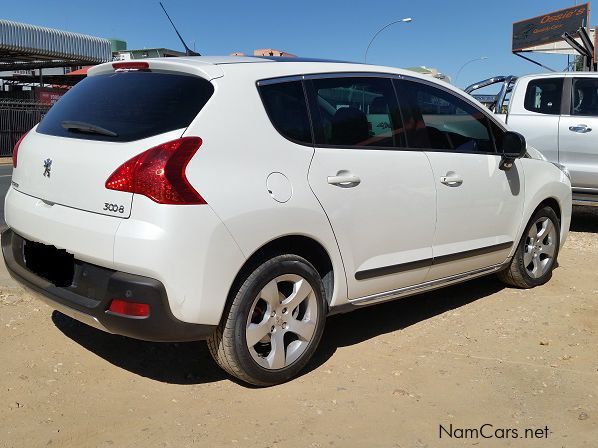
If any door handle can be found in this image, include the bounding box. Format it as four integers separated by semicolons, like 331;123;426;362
440;175;463;186
327;173;361;186
569;124;592;133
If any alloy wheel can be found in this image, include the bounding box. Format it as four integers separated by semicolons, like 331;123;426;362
245;274;318;370
524;216;557;279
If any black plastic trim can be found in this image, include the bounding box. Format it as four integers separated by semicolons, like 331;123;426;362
354;242;513;280
1;229;216;342
562;76;573;116
355;258;432;280
433;242;513;265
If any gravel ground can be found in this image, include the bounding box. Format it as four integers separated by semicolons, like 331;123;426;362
0;207;597;447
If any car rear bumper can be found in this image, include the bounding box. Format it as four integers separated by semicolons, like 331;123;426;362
1;228;216;342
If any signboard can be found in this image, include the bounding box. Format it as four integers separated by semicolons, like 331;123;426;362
36;88;67;105
512;3;590;51
521;27;595;54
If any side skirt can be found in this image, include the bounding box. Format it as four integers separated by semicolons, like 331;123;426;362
328;260;510;315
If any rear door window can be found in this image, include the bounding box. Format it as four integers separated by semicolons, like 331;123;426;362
308;76;405;148
572;77;598;116
36;72;214;142
258;81;312;144
523;78;564;115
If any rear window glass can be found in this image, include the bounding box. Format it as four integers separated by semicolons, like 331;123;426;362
36;72;214;142
259;81;312;144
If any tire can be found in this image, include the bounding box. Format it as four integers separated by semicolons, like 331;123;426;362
498;206;560;289
207;254;327;386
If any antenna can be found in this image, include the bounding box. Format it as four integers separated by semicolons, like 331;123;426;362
159;2;201;56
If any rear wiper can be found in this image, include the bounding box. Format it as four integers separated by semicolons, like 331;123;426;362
61;121;118;137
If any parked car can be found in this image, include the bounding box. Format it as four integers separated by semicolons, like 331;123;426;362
467;72;598;206
2;56;572;386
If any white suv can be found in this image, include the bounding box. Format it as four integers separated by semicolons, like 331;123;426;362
2;56;572;386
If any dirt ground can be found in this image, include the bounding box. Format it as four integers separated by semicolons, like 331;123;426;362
1;208;598;448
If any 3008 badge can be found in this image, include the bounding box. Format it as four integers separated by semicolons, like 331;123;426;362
103;203;125;213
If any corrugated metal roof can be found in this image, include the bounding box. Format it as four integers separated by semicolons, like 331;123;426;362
0;19;111;70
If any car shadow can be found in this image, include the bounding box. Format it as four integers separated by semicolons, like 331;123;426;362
53;275;506;386
571;206;598;233
52;311;228;385
305;275;505;374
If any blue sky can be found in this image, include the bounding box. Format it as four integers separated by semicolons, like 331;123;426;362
1;0;589;89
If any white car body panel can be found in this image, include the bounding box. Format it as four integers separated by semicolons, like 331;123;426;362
424;153;524;280
182;69;348;309
113;196;246;324
516;158;572;251
308;148;436;299
558;114;598;188
5;187;120;267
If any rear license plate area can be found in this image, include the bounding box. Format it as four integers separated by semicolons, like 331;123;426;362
23;240;75;287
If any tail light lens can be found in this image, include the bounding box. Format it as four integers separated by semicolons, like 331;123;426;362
108;299;150;317
12;131;29;168
105;137;206;205
112;61;150;71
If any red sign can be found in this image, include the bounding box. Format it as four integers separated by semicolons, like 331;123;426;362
36;88;67;105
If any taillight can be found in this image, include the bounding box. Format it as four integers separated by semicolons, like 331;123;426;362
105;137;206;205
108;299;150;317
12;131;29;169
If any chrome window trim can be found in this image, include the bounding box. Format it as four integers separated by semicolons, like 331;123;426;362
256;75;304;86
257;71;500;126
257;72;406;86
256;70;507;150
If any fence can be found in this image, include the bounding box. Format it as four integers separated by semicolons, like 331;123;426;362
0;100;50;156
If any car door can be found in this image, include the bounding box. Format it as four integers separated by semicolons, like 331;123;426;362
395;78;524;280
558;76;598;196
306;75;437;300
506;76;564;164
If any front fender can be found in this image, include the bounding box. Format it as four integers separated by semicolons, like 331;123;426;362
517;158;572;252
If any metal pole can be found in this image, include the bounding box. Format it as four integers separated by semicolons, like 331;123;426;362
364;18;412;63
514;52;557;72
455;57;488;86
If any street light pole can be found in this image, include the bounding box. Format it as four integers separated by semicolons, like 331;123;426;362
364;18;412;63
455;56;488;85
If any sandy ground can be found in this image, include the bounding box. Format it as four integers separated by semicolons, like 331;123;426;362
1;208;598;447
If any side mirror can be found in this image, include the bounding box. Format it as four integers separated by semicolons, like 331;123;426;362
500;131;526;170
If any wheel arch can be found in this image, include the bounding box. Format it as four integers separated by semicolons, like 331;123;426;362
537;197;562;224
227;235;338;311
514;195;566;258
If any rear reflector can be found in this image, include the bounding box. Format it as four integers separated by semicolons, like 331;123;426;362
108;299;150;317
105;137;206;205
12;130;29;168
112;61;150;71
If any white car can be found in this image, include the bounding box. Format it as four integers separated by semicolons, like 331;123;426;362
2;56;572;386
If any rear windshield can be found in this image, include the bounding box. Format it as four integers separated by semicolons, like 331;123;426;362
36;71;214;142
